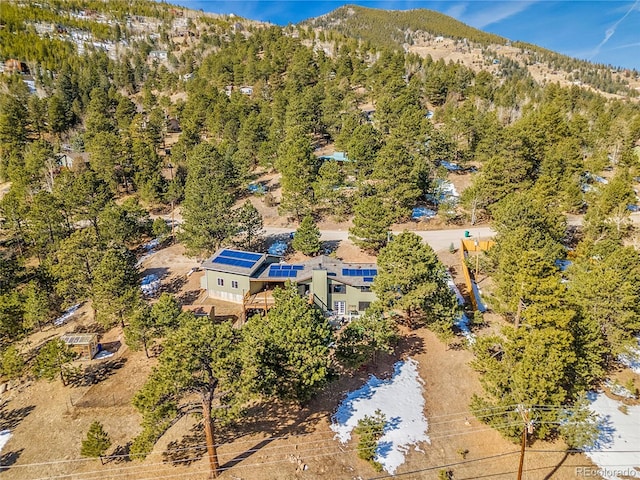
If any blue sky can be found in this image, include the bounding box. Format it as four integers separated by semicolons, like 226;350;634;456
172;1;640;70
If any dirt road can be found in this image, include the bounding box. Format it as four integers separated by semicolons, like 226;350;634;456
264;225;496;251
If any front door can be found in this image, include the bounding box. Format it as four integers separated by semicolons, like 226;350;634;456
334;301;346;315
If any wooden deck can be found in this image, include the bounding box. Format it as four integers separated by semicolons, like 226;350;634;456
243;290;276;311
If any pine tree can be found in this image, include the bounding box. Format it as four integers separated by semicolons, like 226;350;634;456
241;283;333;403
132;317;243;478
81;421;112;462
374;232;458;334
354;410;386;471
292;215;321;256
235;200;263;250
335;312;398;368
349;195;393;253
33;338;76;386
91;247;140;329
1;345;25;380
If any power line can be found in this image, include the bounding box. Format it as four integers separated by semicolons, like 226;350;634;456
10;404;623;479
9;404;522;470
29;422;530;480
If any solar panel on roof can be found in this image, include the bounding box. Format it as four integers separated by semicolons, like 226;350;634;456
342;268;350;276
363;277;375;282
220;249;262;262
213;256;255;269
281;265;292;270
270;264;281;270
267;269;298;278
292;265;304;271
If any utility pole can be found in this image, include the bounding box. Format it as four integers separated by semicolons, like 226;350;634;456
516;404;534;480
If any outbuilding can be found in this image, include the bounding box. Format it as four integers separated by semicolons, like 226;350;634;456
60;333;99;360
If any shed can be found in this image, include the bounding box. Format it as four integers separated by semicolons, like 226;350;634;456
181;304;215;319
61;333;99;359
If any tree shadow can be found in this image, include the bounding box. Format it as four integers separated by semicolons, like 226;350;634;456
0;401;35;430
163;423;207;466
0;449;23;471
69;358;127;387
177;289;201;304
165;330;426;473
140;267;169;281
164;275;187;295
72;322;108;335
542;450;570;480
108;441;133;464
322;240;340;255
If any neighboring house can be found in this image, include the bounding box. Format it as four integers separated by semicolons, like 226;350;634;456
4;59;29;74
167;117;181;133
149;50;168;60
317;151;350;163
201;249;377;320
239;86;253;95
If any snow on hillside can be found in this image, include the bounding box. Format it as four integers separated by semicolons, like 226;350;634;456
618;336;640;374
0;430;12;453
585;392;640;479
331;358;429;474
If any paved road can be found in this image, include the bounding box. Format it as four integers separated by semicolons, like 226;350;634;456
264;225;496;252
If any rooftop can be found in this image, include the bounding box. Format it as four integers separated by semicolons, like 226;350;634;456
202;250;378;286
253;255;378;287
201;248;270;276
61;333;98;345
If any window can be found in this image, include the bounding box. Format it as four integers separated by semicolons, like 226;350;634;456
231;280;238;289
217;278;224;286
358;302;371;312
334;301;346;315
360;286;371;292
331;284;346;294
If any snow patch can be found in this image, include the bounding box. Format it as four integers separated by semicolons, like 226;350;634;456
268;241;288;256
586;392;640;479
471;280;487;312
331;358;429;474
140;274;161;297
0;430;12;453
455;313;475;344
619;336;640;374
446;274;465;306
446;273;475;344
411;207;436;220
54;304;80;326
94;350;115;360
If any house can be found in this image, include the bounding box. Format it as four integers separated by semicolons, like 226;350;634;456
149;50;168;61
167;117;181;133
4;59;29;74
317;152;350;163
61;333;99;360
239;86;253;95
200;249;377;320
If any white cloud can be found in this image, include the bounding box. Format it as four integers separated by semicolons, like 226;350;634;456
445;2;468;19
461;1;538;29
589;0;640;59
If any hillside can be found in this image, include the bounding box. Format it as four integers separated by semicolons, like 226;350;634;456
1;1;640;479
302;5;639;98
